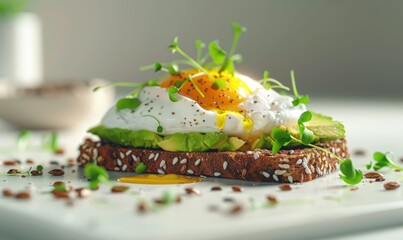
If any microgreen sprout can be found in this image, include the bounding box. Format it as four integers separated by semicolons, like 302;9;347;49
298;111;315;145
209;40;227;65
270;111;363;185
116;98;141;111
290;70;310;106
36;165;43;171
84;163;110;190
187;75;205;97
42;131;60;153
135;162;147;174
211;79;227;90
17;129;30;151
168;63;180;75
195;39;206;63
169;37;212;79
259;70;290;91
167;87;179;102
271;127;292;154
143;115;164;133
366;151;403;171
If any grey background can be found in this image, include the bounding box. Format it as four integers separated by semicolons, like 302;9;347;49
28;0;403;99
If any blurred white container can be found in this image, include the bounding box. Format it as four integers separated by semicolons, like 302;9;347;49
0;13;43;87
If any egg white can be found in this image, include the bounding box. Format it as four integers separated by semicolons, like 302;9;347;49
101;75;306;138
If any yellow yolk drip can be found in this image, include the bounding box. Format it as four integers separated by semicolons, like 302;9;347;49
117;174;203;185
217;111;253;133
160;69;254;132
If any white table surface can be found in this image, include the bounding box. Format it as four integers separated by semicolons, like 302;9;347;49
0;98;403;240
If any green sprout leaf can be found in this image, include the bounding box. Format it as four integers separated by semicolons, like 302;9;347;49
369;151;403;171
143;115;164;134
259;70;290;91
53;184;67;192
17;129;30;151
209;41;227;64
168;37;179;53
116;98;141;111
167;87;179;102
195;39;206;63
290;70;310;106
211;79;227;90
229;22;247;57
84;163;109;181
271;127;292;154
339;159;363;185
135;162;147;174
84;163;109;190
154;63;162;72
36;165;43;171
162;190;177;204
173;80;186;89
220;60;235;75
168;64;179;75
298;111;315;145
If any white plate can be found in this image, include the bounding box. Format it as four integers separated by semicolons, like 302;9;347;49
0;99;402;240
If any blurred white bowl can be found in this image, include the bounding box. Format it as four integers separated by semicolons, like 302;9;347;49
0;79;114;129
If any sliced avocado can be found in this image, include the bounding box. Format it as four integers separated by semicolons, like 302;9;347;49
288;112;345;142
158;133;188;152
251;135;273;149
186;133;210;152
203;132;228;149
218;137;245;151
89;126;162;148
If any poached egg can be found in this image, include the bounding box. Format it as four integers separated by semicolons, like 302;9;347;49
101;70;306;139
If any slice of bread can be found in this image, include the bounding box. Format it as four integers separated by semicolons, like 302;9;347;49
77;139;348;183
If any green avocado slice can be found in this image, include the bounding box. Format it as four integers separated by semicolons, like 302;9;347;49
287;112;345;142
88;112;345;152
88;126;163;149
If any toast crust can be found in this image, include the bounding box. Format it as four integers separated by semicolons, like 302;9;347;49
77;139;348;183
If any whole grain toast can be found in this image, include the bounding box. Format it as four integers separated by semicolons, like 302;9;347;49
78;138;348;183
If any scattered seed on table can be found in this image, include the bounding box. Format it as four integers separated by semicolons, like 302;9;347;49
111;185;129;193
52;190;70;199
375;177;386;182
7;169;20;174
353;149;366;156
2;189;14;197
137;202;149;213
53;181;65;187
384;181;400;190
230;204;244;214
3;161;17;166
185;187;201;195
48;169;64;176
26;159;35;164
211;186;222;191
15;192;30;199
232;185;243;192
54;148;65;155
279;184;292;191
30;170;43;176
223;197;235;203
267;195;278;204
364;172;384;179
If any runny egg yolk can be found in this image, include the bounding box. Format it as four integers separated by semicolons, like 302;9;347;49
160;69;253;132
160;69;252;112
